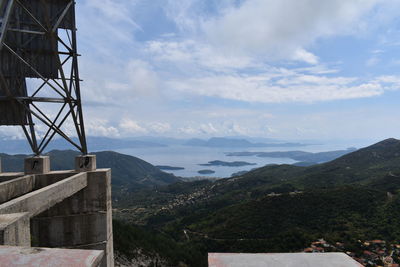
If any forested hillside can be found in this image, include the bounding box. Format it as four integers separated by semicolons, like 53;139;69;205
113;139;400;266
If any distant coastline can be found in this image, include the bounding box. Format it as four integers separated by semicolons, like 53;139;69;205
156;165;185;171
226;148;357;164
198;169;215;174
199;160;256;167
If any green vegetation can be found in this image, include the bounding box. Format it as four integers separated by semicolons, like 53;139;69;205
113;138;400;266
4;138;400;266
113;220;206;266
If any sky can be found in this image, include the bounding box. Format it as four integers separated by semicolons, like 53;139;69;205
3;0;400;142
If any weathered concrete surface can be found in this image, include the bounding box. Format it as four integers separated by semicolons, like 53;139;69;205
0;172;87;216
34;170;77;190
0;172;25;183
0;246;104;267
0;213;30;246
0;175;34;204
31;169;114;267
24;156;50;174
0;170;80;205
0;165;114;266
31;212;108;246
72;239;114;267
76;155;97;172
208;253;363;267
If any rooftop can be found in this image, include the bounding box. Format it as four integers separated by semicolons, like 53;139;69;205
208;252;363;267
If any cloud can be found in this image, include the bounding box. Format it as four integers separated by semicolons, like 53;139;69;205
168;69;397;103
85;119;120;137
148;122;171;133
0;126;26;140
86;0;141;30
146;39;257;71
28;0;397;141
178;126;199;135
292;49;319;65
119;119;148;135
201;0;379;63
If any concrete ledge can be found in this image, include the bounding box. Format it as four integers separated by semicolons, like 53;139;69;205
36;169;111;217
0;246;104;267
0;172;87;217
34;171;78;190
0;173;25;183
0;175;34;204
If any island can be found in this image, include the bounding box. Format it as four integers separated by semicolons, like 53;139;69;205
198;169;216;175
199;160;257;167
156;165;185;171
225;148;357;164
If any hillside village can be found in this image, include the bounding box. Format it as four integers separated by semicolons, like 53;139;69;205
304;239;400;267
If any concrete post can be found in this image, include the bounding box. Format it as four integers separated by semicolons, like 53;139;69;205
0;157;2;173
24;156;50;175
75;155;96;172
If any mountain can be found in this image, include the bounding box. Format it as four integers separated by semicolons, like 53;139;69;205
0;137;166;154
0;150;181;192
111;138;400;266
116;138;400;213
184;137;307;148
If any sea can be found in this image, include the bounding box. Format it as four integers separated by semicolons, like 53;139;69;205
114;141;371;178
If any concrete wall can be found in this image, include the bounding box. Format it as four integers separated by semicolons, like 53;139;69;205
0;213;30;246
30;169;114;267
0;165;114;267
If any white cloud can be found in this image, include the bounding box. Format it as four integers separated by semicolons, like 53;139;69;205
148;122;171;133
178;126;198;135
85;0;141;30
120;119;148;135
146;39;257;71
85;119;120;138
0;126;26;140
126;60;161;97
168;69;396;103
292;49;319;65
202;0;379;63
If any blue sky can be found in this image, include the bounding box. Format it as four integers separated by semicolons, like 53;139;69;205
3;0;400;142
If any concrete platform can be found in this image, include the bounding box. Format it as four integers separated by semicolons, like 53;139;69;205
208;253;363;267
0;246;103;267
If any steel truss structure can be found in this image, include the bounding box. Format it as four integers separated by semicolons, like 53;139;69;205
0;0;87;155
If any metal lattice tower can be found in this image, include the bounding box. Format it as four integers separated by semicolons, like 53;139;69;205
0;0;87;155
